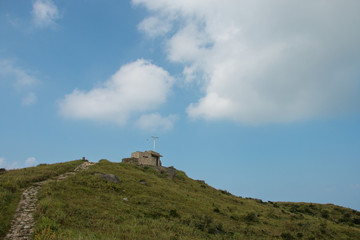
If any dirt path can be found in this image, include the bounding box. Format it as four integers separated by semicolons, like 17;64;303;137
4;161;95;240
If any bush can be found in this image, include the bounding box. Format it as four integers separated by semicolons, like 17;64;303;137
244;212;258;223
321;210;329;219
320;222;327;234
220;190;231;195
208;223;225;235
340;213;352;223
194;215;213;231
174;171;187;181
353;218;360;225
213;207;220;213
169;209;180;218
280;232;295;240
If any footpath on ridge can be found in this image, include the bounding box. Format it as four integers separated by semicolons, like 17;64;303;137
4;161;95;240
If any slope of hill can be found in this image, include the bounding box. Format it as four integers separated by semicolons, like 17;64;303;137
0;160;84;239
1;159;360;239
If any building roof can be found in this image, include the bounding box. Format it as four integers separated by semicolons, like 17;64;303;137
146;150;163;157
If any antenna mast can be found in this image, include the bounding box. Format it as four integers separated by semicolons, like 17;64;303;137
151;136;159;151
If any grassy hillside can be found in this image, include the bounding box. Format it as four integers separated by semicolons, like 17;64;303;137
0;160;84;239
29;160;360;240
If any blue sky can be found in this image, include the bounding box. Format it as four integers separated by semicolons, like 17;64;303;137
1;0;360;210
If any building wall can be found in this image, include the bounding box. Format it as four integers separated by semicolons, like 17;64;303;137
122;158;140;164
126;151;161;166
131;151;143;159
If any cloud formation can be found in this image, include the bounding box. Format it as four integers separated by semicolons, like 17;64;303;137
134;0;360;124
32;0;61;28
0;157;19;169
138;16;172;38
0;60;38;89
59;59;175;126
22;92;37;106
25;157;37;167
0;60;39;106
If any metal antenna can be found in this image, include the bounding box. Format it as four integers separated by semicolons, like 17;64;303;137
151;136;159;151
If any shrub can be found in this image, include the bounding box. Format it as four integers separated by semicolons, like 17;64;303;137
244;212;258;223
98;159;110;163
302;206;314;215
290;205;299;213
353;218;360;225
174;171;186;181
37;164;48;167
213;207;220;213
340;213;352;223
194;215;213;231
280;232;295;240
169;209;180;218
319;222;327;234
321;210;329;219
208;223;225;235
220;190;231;195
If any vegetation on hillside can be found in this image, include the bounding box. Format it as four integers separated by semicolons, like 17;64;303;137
0;160;84;238
29;160;360;240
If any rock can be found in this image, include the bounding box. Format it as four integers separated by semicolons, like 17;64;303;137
158;166;177;179
95;173;121;183
139;179;146;185
75;161;95;172
123;197;128;201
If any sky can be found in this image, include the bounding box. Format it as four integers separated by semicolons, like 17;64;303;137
0;0;359;210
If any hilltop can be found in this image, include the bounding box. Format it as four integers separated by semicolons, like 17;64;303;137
1;160;360;239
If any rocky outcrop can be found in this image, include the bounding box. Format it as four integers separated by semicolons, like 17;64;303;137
95;173;121;183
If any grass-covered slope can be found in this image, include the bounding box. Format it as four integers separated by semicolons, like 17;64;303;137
33;160;360;240
0;160;84;239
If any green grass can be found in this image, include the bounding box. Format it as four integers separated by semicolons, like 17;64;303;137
0;160;84;239
32;159;360;239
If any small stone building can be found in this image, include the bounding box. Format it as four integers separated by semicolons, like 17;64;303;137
122;151;163;167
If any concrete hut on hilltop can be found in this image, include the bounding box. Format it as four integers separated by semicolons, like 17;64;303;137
122;151;163;167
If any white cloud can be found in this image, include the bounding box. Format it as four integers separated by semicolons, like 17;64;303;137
138;16;172;38
0;60;39;105
32;0;61;28
0;60;38;89
136;113;177;131
133;0;360;124
59;59;175;125
22;92;37;106
0;160;19;170
25;157;37;167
